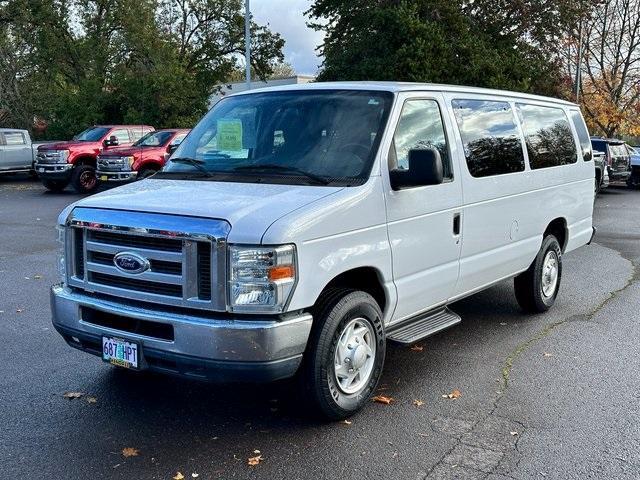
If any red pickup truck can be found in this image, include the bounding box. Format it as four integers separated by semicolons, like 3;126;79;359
35;125;154;193
96;129;190;184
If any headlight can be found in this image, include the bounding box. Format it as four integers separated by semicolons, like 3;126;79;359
56;225;66;283
123;156;135;168
52;150;69;163
229;245;296;313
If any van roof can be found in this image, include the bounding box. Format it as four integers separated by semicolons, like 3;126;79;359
233;81;578;107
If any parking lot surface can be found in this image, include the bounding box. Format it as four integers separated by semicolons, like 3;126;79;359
1;177;639;479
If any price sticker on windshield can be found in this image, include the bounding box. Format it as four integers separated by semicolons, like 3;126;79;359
217;119;243;151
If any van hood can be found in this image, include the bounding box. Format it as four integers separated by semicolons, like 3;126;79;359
72;179;344;243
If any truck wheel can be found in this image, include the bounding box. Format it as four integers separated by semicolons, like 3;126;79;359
138;168;158;180
42;179;68;192
514;235;562;313
302;289;385;420
71;165;98;193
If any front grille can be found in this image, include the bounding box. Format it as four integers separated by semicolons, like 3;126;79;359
90;272;183;297
90;230;182;252
65;209;228;311
197;242;212;300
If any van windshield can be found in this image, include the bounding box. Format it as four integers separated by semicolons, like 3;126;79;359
159;90;393;186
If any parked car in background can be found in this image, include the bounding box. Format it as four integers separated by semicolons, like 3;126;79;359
0;128;59;175
626;144;640;188
590;137;631;186
593;150;609;192
96;129;190;183
35;125;154;193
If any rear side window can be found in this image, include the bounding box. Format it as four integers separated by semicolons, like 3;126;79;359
4;132;26;146
391;99;452;179
569;110;592;161
111;129;130;143
452;99;524;177
516;104;577;169
591;139;607;155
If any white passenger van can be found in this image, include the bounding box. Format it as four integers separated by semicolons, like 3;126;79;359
51;82;595;419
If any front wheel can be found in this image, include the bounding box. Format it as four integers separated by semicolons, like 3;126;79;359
514;235;562;313
71;165;98;193
42;179;69;192
301;289;385;420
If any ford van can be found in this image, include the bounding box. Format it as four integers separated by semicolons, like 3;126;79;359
51;83;595;419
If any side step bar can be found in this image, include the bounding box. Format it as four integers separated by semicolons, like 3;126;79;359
386;307;461;344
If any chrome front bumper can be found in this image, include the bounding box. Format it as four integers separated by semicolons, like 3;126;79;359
96;169;137;182
51;284;313;382
35;162;73;176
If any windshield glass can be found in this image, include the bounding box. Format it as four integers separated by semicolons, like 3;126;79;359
161;90;393;186
134;130;174;147
75;126;110;142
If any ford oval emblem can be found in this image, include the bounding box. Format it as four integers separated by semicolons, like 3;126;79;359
113;252;150;274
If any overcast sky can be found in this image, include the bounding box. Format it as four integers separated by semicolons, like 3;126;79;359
251;0;324;75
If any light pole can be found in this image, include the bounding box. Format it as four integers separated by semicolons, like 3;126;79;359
245;0;251;90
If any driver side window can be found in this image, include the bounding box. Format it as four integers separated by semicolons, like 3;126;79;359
391;99;452;179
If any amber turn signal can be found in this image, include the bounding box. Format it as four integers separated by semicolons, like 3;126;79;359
268;265;295;281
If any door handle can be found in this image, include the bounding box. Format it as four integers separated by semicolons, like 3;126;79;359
453;213;461;236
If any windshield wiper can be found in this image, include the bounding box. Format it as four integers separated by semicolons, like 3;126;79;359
169;157;213;177
233;164;330;185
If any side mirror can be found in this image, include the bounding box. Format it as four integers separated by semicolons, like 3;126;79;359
104;135;119;147
389;148;444;190
167;144;179;155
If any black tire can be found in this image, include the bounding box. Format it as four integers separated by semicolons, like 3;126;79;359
42;179;69;192
138;168;158;180
301;289;385;420
71;165;98;193
514;235;562;313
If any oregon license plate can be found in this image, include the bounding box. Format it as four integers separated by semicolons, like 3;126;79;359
38;168;44;172
100;175;108;181
102;336;139;369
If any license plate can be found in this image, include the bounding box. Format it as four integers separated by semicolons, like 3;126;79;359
100;175;108;181
38;168;44;172
102;336;139;369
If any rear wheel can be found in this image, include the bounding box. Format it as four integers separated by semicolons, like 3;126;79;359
71;165;98;193
42;179;69;192
301;289;385;420
514;235;562;313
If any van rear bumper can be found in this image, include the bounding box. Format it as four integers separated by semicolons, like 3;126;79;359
51;285;313;382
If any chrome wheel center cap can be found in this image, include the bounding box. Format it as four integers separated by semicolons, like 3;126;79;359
350;345;368;370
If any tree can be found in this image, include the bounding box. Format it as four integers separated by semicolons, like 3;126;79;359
307;0;589;97
577;0;640;137
0;0;285;138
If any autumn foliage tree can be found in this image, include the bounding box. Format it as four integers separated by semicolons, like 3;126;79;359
579;0;640;138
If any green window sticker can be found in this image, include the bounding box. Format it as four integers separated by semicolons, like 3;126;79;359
217;119;243;151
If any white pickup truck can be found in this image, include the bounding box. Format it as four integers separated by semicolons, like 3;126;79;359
0;128;54;175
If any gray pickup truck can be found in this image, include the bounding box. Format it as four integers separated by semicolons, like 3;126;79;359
0;128;54;175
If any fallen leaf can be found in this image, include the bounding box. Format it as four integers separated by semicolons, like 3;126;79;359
410;344;424;352
121;447;139;458
247;454;263;466
543;352;553;357
253;450;261;454
342;420;352;425
413;399;424;407
510;431;519;436
372;395;394;405
442;389;462;400
63;392;84;399
173;472;185;480
86;396;97;404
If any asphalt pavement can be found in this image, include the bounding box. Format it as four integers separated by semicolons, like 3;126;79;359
1;176;638;480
